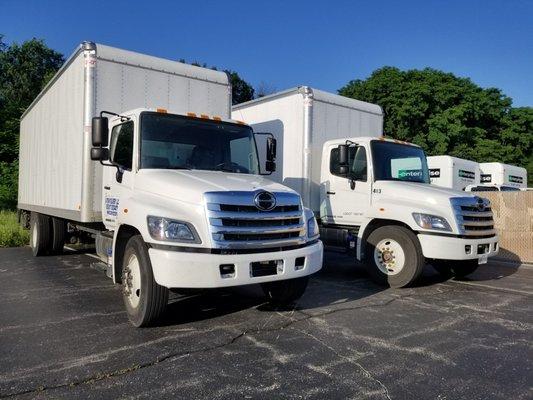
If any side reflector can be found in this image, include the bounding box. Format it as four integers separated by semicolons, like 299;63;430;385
156;108;167;113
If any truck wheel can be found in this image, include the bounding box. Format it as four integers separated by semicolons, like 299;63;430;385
365;226;424;288
30;212;51;257
122;235;168;327
50;218;66;254
432;260;478;278
261;276;309;306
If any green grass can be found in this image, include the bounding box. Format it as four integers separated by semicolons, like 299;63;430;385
0;210;29;247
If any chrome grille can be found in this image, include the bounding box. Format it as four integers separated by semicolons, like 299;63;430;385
205;191;306;249
451;197;496;237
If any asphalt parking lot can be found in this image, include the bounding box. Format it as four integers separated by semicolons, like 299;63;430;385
0;247;531;399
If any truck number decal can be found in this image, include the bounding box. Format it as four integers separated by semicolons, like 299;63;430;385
480;174;492;183
429;168;441;178
105;197;119;217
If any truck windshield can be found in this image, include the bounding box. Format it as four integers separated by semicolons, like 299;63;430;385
371;141;430;184
140;112;260;174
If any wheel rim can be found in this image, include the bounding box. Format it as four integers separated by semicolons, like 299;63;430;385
373;238;406;276
123;254;142;308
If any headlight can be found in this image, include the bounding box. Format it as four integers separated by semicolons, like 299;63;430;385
412;213;452;232
147;216;201;243
307;216;319;238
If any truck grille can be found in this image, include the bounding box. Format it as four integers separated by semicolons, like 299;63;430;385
452;197;496;238
205;191;306;249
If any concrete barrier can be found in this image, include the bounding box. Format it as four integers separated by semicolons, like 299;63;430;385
481;192;533;263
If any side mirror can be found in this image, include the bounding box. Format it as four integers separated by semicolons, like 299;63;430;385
92;117;109;147
337;144;349;177
90;147;109;161
267;136;277;161
265;136;277;172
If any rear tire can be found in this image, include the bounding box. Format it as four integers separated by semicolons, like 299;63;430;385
365;226;425;288
261;276;309;306
50;218;66;254
122;235;168;327
30;212;51;257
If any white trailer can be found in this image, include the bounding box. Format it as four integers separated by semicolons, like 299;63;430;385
232;87;383;211
233;87;499;288
480;162;527;189
18;43;323;327
426;155;480;191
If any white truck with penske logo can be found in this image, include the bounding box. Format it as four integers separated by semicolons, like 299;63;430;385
17;43;323;327
233;87;499;288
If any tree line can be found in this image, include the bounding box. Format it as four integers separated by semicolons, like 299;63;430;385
1;38;531;209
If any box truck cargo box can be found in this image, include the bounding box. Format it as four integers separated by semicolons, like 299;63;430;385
232;87;383;211
427;155;480;191
480;162;527;189
19;42;231;223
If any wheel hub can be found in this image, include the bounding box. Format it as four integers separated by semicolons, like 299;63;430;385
122;254;141;308
374;239;406;276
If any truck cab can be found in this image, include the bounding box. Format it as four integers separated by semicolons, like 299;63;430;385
90;108;323;326
320;137;499;287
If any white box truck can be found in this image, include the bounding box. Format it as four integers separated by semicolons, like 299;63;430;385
232;87;499;288
18;43;323;327
479;162;527;189
427;155;480;191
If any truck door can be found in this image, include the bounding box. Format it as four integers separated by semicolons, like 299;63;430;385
102;120;135;230
323;144;371;226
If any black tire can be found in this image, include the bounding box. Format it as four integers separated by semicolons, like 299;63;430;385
121;235;168;327
30;212;51;257
432;259;478;279
50;218;66;255
261;276;309;306
364;226;425;288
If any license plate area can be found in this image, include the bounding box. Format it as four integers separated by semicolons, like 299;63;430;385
250;260;283;277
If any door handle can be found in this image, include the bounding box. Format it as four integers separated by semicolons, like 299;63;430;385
327;191;336;195
104;186;111;190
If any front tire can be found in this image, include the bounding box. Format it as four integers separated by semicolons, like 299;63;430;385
261;276;309;306
365;226;425;288
30;212;51;257
122;235;169;327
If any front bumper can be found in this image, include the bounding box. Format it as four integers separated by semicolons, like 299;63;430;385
418;233;499;261
148;241;323;288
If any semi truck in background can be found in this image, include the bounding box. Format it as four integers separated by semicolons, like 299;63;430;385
232;87;499;288
17;43;323;327
427;155;480;191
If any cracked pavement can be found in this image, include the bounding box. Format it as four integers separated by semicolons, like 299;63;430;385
0;248;531;399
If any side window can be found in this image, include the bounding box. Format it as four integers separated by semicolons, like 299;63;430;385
330;146;367;181
110;121;134;170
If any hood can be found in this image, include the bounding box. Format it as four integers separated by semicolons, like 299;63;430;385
134;169;296;204
375;181;476;206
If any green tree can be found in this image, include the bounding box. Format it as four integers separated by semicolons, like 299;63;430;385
339;67;533;179
180;59;254;105
0;36;63;209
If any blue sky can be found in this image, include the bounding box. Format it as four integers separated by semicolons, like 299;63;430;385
2;0;532;106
